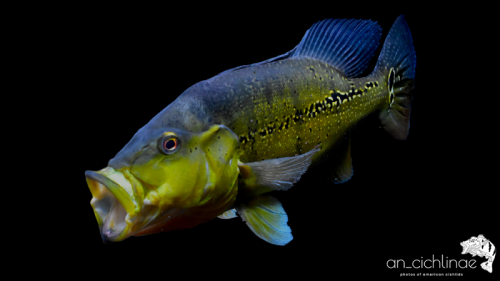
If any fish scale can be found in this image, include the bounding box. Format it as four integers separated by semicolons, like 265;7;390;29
200;57;387;163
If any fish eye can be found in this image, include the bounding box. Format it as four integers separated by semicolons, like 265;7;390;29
164;139;177;150
158;133;180;154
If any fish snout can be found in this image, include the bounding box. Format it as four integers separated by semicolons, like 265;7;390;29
108;158;129;171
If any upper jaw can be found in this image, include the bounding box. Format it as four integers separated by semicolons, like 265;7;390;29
85;167;141;242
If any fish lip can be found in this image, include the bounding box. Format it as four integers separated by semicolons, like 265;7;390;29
85;169;135;243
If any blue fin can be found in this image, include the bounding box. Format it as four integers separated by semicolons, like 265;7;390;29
292;18;382;77
236;195;292;246
210;18;381;79
218;209;237;219
374;15;416;140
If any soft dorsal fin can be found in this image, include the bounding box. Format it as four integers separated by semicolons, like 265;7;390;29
326;135;353;184
292;18;382;77
218;209;237;219
236;195;292;246
238;146;320;196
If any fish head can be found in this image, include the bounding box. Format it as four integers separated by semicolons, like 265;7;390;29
85;124;241;242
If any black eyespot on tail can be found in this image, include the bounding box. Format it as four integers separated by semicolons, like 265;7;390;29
376;15;416;141
388;68;395;93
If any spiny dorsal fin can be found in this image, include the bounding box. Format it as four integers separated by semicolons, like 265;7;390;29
218;209;237;219
238;146;320;196
292;18;382;77
327;135;353;184
236;195;292;246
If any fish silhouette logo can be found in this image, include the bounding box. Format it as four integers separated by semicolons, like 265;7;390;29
461;234;496;273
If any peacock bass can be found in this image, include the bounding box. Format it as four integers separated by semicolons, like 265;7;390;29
85;15;416;245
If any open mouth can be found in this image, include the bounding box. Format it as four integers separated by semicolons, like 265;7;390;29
86;167;189;242
85;167;137;242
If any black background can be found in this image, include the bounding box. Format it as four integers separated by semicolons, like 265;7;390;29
48;3;498;279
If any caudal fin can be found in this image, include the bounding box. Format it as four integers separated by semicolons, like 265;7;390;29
374;15;416;140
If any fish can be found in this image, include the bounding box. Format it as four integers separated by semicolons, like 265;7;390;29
85;14;416;245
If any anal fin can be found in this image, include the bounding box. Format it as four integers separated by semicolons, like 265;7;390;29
326;135;353;184
218;209;237;219
236;195;292;246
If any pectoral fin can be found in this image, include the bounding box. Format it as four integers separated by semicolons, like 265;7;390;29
218;209;237;219
238;145;320;196
236;195;292;246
